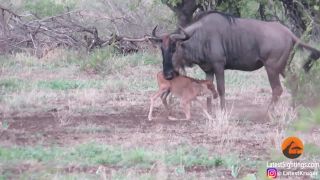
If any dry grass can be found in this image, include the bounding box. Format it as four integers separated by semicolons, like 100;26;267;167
268;100;297;127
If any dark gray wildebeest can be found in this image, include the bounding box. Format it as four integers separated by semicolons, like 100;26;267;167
150;11;320;109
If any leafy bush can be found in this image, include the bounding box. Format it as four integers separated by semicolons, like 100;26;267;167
285;61;320;106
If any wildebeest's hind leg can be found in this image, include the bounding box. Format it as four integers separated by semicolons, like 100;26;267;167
265;66;283;104
213;67;226;109
266;42;293;107
206;72;215;113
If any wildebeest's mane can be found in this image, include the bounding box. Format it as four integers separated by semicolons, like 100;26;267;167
192;10;236;24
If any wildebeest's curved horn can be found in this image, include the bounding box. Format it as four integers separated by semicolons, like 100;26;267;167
170;25;191;41
152;26;159;38
148;25;162;42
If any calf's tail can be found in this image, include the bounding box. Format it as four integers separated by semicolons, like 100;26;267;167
291;35;320;72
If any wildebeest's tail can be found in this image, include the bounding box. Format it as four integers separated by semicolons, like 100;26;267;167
290;33;320;72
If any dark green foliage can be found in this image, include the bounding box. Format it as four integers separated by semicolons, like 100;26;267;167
285;60;320;106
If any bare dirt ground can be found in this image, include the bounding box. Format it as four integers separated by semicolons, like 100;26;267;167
1;88;282;179
1;91;272;146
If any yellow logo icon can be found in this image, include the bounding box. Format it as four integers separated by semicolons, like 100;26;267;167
282;136;304;159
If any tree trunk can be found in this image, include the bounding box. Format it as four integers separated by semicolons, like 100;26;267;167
164;0;199;27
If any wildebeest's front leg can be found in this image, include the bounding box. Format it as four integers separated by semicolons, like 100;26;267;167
214;66;226;109
205;72;214;113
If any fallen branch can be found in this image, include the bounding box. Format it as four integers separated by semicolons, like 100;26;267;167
0;6;150;56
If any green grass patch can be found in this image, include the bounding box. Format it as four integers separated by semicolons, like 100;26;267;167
0;78;28;92
165;146;225;168
0;146;62;163
129;52;161;66
0;143;233;169
0;54;34;68
25;0;75;17
80;48;118;75
0;142;158;168
68;143;157;168
304;143;320;157
0;143;244;179
80;49;160;75
37;79;102;90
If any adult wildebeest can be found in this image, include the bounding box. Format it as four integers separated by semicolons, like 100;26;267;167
150;11;320;109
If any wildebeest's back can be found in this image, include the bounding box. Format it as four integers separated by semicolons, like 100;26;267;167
183;13;294;71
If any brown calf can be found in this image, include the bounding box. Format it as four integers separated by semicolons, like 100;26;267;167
148;71;218;121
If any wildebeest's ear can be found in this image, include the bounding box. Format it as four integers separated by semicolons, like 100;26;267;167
170;25;191;41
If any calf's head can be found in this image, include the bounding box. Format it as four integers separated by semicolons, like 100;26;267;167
150;26;191;80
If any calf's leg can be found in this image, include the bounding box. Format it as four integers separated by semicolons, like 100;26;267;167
168;99;191;121
161;90;170;114
148;88;169;121
182;100;191;120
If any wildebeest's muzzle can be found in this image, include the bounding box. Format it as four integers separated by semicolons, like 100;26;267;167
162;53;177;80
163;69;177;80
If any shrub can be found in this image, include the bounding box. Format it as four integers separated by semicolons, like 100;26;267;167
285;61;320;106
